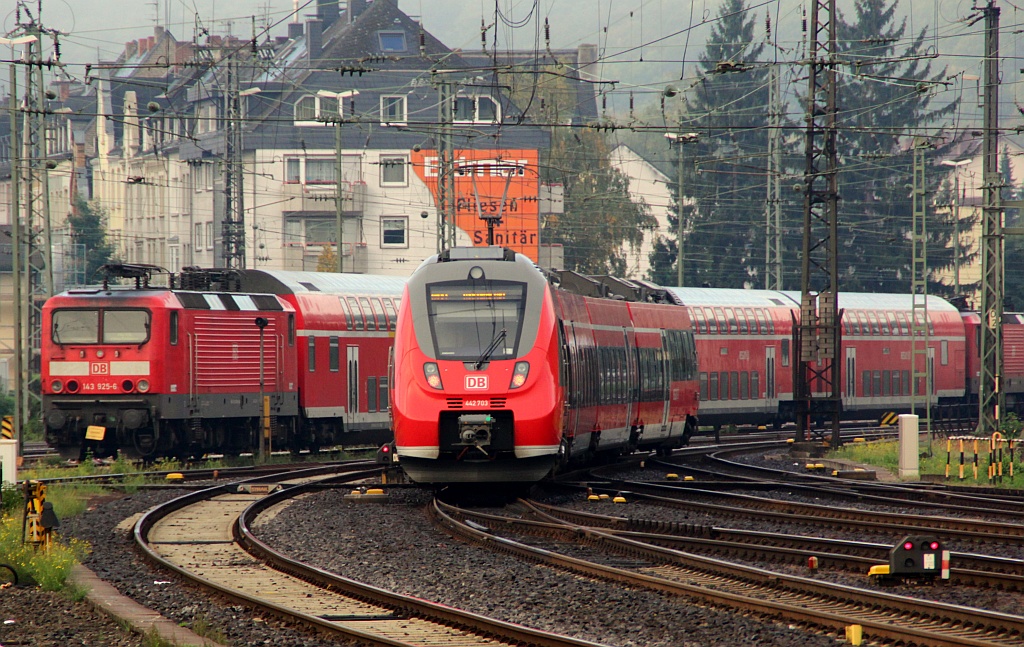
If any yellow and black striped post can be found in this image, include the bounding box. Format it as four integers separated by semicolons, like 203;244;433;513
959;438;965;480
945;438;951;480
1;416;13;440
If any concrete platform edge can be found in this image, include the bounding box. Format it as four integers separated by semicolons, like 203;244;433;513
70;564;228;647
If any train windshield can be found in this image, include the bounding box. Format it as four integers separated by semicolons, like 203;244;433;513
52;309;151;344
426;281;526;361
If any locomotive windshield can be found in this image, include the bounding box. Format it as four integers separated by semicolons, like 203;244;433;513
426;281;526;361
52;309;151;344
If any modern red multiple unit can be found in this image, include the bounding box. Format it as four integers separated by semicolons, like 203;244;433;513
667;287;968;431
390;247;699;484
41;265;404;459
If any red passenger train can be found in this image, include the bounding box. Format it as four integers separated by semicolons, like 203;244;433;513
666;287;976;432
41;264;404;460
390;246;699;484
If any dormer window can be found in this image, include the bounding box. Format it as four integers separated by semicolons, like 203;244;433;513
378;31;407;52
454;95;500;124
294;94;340;125
380;96;407;126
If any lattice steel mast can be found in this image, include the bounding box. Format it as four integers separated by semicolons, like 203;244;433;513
796;0;842;447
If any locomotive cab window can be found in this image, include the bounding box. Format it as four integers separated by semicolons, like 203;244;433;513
426;280;526;361
52;309;100;344
52;308;151;345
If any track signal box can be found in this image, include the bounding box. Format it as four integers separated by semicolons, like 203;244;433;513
890;535;942;577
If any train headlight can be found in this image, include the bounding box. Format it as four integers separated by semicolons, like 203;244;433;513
423;362;444;390
509;361;530;389
137;379;150;393
50;379;63;393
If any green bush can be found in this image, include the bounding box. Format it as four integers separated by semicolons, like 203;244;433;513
0;513;89;590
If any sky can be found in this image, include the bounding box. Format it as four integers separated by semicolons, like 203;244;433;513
1;0;1019;123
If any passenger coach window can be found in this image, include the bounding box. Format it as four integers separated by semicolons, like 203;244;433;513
359;297;376;331
52;310;100;344
367;376;377;412
308;337;316;372
329;337;339;371
370;298;387;330
339;297;354;329
346;297;364;330
379;376;390;409
384;299;397;330
781;339;790;367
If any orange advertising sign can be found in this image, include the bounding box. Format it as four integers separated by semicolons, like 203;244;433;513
411;149;540;260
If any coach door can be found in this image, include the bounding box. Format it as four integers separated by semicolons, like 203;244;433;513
347;346;359;421
563;322;580;439
845;347;857;401
623;328;636;431
765;346;777;411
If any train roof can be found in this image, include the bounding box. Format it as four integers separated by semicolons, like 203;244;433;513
234;270;407;296
666;287;960;313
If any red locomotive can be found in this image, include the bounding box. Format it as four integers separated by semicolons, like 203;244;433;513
390;247;700;484
41;264;404;460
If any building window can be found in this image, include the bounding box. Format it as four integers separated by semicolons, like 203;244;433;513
284;155;361;185
294;94;340;125
377;31;407;52
381;217;407;248
194;223;203;250
380;156;407;185
380;96;407;126
454;95;500;124
206;222;214;250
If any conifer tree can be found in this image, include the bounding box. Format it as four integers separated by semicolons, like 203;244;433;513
68;197;116;283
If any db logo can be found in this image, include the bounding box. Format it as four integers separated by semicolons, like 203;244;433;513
465;375;489;390
90;362;109;375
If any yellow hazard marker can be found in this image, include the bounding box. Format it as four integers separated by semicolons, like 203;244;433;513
1;416;13;439
853;437;866;443
165;473;184;481
666;473;679;480
612;494;627;504
683;475;695;481
845;624;863;646
587;494;601;502
868;564;890;577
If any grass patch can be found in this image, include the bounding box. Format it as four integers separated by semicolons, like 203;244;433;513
829;436;1024;486
0;513;89;590
141;625;180;647
186;613;228;644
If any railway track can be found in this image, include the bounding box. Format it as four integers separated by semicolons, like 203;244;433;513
432;499;1024;647
134;464;609;647
522;499;1024;591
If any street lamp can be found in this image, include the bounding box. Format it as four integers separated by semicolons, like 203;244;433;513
941;158;971;294
665;131;699;286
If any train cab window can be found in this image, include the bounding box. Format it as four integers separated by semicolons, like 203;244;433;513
369;298;388;330
288;314;295;346
103;310;151;344
708;372;718;401
339;297;354;329
426;280;526;361
170;311;179;345
367;376;378;412
346;297;364;330
359;297;377;331
383;299;398;331
781;338;790;367
52;310;100;344
308;337;316;372
739;372;749;399
755;309;768;334
379;376;390;410
705;308;718;333
329;336;340;372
